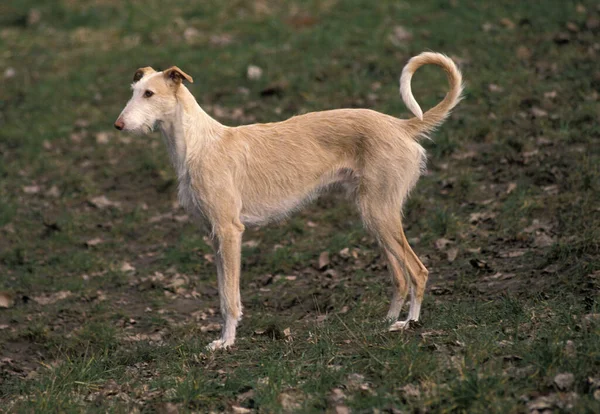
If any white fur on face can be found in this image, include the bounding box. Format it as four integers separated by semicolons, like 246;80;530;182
117;73;176;134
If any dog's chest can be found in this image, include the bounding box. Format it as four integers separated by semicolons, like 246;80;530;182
177;173;198;216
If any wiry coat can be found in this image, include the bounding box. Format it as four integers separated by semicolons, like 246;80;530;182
115;52;464;350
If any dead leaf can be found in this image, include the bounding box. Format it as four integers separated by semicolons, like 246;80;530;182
209;33;233;46
28;9;41;25
553;31;570;44
498;249;527;258
481;22;494;32
183;27;200;44
45;185;60;198
469;211;496;224
279;390;303;411
123;332;163;342
149;213;172;223
89;195;121;209
247;65;263;80
95;132;110;144
74;119;89;128
533;233;554;248
531;106;548;117
173;214;189;223
434;238;452;250
0;292;15;308
23;185;40;194
389;25;413;46
318;251;330;269
120;262;136;273
582;313;600;328
469;258;492;271
430;285;452;295
500;18;515;29
231;406;252;414
334;406;350;414
339;247;351;258
506;182;517;194
242;240;260;248
200;323;221;333
587;16;600;30
399;384;420;399
446;247;459;263
543;263;560;273
33;290;72;305
564;340;576;358
286;14;317;29
329;388;346;405
516;45;531;60
542;185;559;195
554;372;575;390
85;237;103;247
488;83;504;93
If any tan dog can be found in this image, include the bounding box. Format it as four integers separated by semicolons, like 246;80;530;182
114;52;463;350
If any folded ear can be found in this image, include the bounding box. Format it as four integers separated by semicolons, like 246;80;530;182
163;66;194;86
133;67;156;83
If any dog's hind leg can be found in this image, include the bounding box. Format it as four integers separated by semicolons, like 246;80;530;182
384;248;410;321
359;195;428;330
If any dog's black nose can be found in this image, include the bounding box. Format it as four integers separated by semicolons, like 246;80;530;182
114;119;124;130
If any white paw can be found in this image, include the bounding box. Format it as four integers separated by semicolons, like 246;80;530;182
388;320;411;332
206;338;234;351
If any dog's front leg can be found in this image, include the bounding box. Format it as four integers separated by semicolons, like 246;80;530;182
206;221;244;351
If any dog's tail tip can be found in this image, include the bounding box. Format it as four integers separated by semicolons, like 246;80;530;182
399;52;463;136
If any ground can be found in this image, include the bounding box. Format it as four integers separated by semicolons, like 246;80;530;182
1;0;599;412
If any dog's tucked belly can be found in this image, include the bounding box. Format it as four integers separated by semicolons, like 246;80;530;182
239;168;358;226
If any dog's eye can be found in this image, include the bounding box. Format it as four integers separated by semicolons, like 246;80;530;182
144;90;154;98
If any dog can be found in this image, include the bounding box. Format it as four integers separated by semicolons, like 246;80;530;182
114;52;463;350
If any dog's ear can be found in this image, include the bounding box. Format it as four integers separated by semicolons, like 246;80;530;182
133;67;156;83
163;66;194;86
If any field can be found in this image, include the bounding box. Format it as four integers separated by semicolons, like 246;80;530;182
1;0;599;412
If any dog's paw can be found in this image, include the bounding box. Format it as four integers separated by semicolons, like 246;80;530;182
388;320;411;332
388;319;422;332
206;338;234;351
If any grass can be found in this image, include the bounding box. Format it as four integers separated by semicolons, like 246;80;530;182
1;0;599;412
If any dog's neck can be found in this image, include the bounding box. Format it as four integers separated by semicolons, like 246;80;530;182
158;85;225;177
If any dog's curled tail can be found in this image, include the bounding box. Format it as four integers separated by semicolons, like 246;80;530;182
400;52;463;137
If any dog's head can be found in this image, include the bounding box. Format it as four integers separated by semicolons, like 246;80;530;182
114;66;193;134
